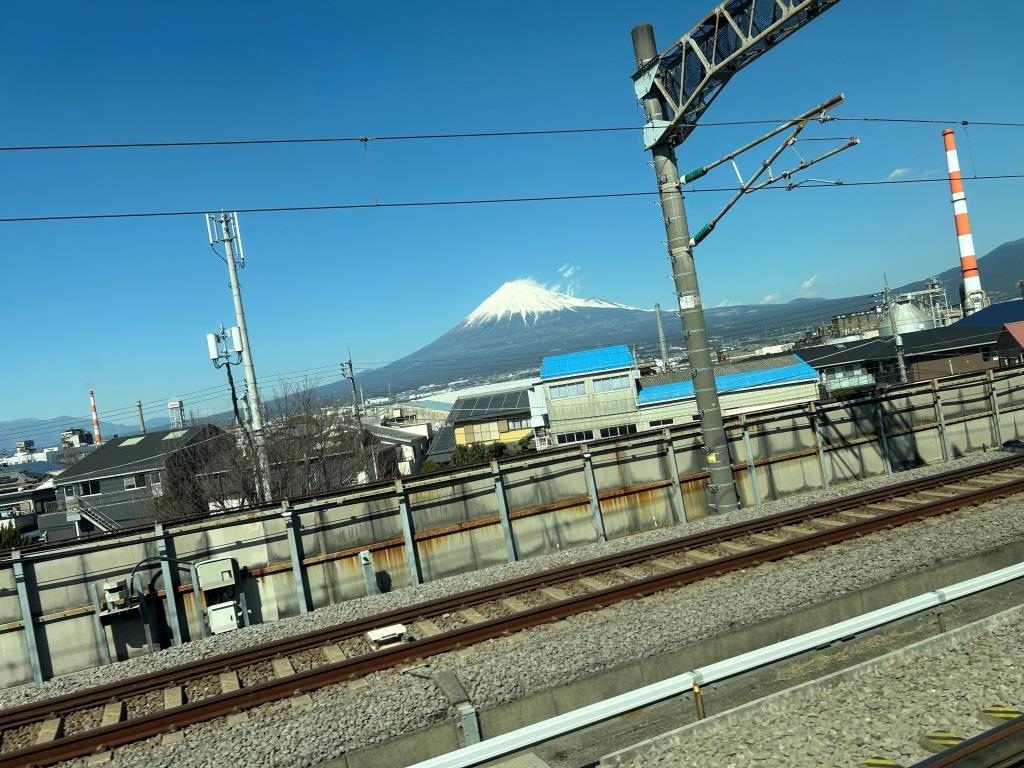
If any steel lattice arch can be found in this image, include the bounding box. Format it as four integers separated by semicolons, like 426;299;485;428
632;0;841;148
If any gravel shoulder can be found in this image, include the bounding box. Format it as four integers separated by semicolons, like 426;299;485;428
1;448;1013;713
607;606;1024;767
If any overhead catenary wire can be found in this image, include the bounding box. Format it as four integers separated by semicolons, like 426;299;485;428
0;173;1022;225
0;116;1022;153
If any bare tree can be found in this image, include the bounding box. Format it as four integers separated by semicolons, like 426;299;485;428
186;380;394;514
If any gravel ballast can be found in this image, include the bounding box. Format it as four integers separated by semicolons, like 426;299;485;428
2;449;1012;712
43;457;1024;767
607;606;1024;767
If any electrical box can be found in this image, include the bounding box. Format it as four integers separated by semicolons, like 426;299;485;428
102;580;128;612
207;601;240;634
196;558;239;591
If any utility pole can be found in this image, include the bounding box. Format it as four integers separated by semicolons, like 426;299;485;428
632;24;739;513
655;302;670;371
882;280;908;385
208;212;272;503
342;351;362;424
135;400;146;434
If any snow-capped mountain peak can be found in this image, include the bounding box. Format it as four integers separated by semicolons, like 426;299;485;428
463;279;636;327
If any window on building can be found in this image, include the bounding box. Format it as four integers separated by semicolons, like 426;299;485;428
593;374;631;393
124;473;147;491
549;381;587;400
649;418;674;427
555;430;594;445
599;424;638;439
79;480;100;496
63;486;75;498
506;418;531;431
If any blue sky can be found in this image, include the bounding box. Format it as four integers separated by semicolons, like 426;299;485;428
1;0;1022;425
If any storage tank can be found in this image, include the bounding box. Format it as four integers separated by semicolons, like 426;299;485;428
879;301;936;337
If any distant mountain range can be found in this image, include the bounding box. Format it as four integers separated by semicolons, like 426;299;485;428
4;237;1021;450
327;236;1021;401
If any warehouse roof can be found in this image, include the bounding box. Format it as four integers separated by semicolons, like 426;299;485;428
798;324;1002;368
448;388;531;424
636;355;818;406
57;425;221;483
999;321;1024;349
952;300;1024;328
540;345;635;380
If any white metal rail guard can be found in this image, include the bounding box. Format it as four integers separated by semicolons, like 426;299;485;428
410;561;1024;768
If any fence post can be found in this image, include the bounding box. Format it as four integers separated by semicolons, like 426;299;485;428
490;460;518;563
809;403;831;490
11;551;43;683
876;395;893;475
154;523;184;646
581;447;607;542
739;416;761;505
988;370;1004;447
932;380;950;462
663;429;687;523
395;479;422;586
281;501;309;615
87;582;112;666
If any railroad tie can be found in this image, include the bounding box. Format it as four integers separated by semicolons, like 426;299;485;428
648;559;681;573
226;711;250;726
719;541;752;554
781;524;817;537
807;517;846;529
919;730;965;753
866;503;910;514
686;549;718;562
34;716;63;744
322;643;346;664
291;693;314;708
576;576;607;591
614;566;643;580
540;586;570;602
272;657;295;679
161;731;185;746
750;533;784;546
916;490;959;500
163;685;184;710
837;510;876;522
100;700;125;728
458;607;487;624
412;619;444;637
981;704;1023;727
219;670;241;693
500;597;529;613
87;749;113;766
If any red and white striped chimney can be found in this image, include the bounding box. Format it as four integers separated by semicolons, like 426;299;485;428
942;128;988;315
89;389;102;444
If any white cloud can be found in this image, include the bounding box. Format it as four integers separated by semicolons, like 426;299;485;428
795;274;818;298
761;293;781;304
715;298;742;307
557;263;582;295
887;167;910;180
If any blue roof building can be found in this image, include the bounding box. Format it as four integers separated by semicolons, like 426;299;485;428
636;356;819;406
540;345;635;380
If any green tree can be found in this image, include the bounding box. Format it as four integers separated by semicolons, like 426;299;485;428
0;525;27;551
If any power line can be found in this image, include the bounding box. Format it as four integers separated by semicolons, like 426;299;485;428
1;174;1021;224
1;117;1022;154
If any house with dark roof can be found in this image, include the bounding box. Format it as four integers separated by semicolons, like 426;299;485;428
45;425;224;541
425;388;534;465
996;321;1024;368
799;323;1002;395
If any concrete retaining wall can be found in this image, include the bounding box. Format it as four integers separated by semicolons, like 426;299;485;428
1;369;1023;688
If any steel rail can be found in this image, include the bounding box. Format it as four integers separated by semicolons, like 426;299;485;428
1;455;1020;735
911;715;1024;767
3;470;1024;767
0;455;1021;737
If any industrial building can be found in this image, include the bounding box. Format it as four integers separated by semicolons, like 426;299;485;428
534;345;820;448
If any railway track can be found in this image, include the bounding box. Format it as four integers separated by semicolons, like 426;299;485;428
2;454;1024;767
912;714;1024;767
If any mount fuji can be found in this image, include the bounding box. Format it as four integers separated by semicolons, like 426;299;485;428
337;279;856;399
